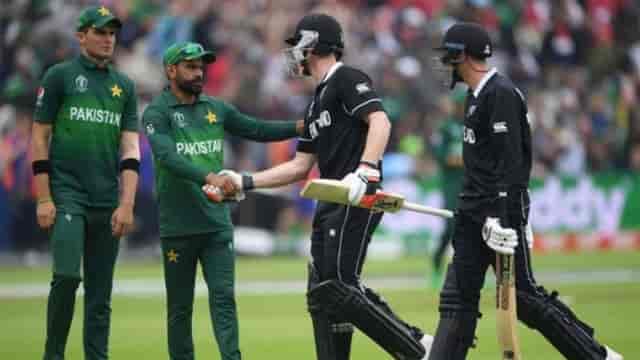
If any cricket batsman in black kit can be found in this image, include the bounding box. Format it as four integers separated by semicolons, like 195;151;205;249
217;13;432;360
428;22;623;360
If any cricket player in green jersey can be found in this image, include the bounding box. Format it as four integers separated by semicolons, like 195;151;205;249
142;41;303;360
31;6;140;360
429;93;464;289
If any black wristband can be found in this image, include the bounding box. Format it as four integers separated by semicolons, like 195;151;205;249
242;174;254;191
120;158;140;173
32;160;51;175
359;160;379;169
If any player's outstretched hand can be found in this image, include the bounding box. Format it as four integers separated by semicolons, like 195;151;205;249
36;199;56;229
482;217;518;255
111;203;134;237
341;164;380;205
205;172;237;196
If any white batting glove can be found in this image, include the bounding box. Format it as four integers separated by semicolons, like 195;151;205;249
482;217;518;255
218;170;245;201
341;165;380;205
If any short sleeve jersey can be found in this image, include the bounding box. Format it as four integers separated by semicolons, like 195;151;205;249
296;63;385;179
33;55;138;214
459;69;532;212
143;89;297;238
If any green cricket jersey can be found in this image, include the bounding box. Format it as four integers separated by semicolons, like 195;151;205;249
432;118;464;206
143;89;298;238
33;55;138;214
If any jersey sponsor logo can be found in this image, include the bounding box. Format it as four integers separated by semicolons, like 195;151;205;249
308;110;332;139
75;75;88;93
173;112;186;127
176;139;222;156
356;82;371;94
69;106;121;126
463;126;476;144
493;121;508;133
36;87;45;107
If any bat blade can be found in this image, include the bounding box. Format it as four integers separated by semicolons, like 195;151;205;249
300;179;351;204
300;179;404;212
496;254;522;360
300;179;454;218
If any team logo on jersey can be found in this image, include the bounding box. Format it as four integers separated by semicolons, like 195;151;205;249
36;87;45;107
205;110;217;124
173;112;186;127
356;82;371;94
484;44;491;55
493;121;508;133
65;214;73;222
145;123;155;135
110;84;123;97
463;126;476;144
75;75;88;93
467;105;477;118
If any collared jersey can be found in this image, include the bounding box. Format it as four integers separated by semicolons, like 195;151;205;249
296;63;385;180
459;70;532;215
143;89;298;238
34;55;138;214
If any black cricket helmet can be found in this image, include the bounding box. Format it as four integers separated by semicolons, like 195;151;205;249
433;22;492;89
284;14;344;76
435;22;492;65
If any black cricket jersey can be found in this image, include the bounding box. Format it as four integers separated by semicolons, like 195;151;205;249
459;68;532;214
296;62;385;180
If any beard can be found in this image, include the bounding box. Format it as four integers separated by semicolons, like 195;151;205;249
177;77;204;95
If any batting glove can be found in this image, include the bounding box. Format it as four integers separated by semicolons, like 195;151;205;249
482;217;518;255
341;163;380;205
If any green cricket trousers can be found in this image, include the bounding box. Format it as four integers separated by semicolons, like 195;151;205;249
43;208;119;360
161;229;241;360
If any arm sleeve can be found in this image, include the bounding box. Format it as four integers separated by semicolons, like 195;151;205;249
143;107;208;184
121;79;139;132
33;66;64;123
488;87;524;185
338;69;385;121
223;102;298;141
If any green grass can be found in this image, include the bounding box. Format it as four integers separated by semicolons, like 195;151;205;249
1;250;639;284
0;283;637;359
0;251;638;358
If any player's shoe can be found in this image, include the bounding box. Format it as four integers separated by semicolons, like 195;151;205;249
605;345;623;360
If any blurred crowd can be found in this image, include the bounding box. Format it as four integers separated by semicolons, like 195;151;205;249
1;0;640;252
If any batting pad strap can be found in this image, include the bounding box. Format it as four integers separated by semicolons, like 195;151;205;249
309;280;425;360
120;158;140;173
32;159;51;175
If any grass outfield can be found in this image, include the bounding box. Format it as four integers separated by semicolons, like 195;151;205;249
0;251;638;359
1;250;639;284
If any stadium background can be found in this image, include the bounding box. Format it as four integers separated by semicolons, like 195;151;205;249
0;1;639;358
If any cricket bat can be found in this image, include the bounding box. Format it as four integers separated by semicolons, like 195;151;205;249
495;192;522;360
300;179;454;218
